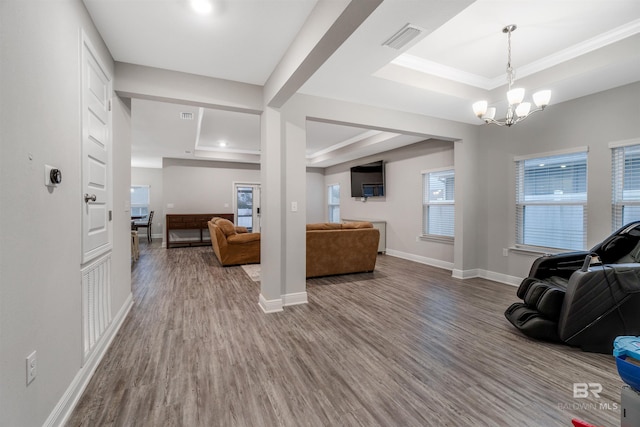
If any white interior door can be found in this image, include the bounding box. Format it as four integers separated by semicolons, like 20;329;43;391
235;183;261;232
81;33;112;263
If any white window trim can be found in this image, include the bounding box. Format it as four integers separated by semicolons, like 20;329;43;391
327;183;340;223
513;146;589;162
514;150;588;251
130;184;150;216
421;167;455;242
611;141;640;230
608;138;640;149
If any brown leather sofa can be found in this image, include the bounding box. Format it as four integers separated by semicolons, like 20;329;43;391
306;222;380;278
207;217;260;266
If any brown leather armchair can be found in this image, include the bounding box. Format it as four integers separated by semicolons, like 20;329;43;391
207;217;260;266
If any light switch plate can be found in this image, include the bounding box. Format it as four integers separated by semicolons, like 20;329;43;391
26;351;37;385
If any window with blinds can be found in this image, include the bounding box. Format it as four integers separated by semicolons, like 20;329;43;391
328;184;340;223
612;143;640;229
515;151;587;251
422;169;455;238
130;185;150;217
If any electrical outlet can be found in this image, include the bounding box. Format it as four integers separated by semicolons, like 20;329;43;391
26;351;37;385
291;201;298;212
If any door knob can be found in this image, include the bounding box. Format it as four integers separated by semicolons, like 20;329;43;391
84;193;97;203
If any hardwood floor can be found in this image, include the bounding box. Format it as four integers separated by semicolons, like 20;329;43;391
67;242;623;426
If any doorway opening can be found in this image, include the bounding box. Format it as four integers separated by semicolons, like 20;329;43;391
234;183;261;232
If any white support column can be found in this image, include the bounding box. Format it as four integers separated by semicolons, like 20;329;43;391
257;0;381;312
259;108;309;311
282;111;308;306
259;107;285;313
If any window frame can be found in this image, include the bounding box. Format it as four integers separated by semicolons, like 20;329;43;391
328;183;340;223
421;167;455;242
130;185;150;218
610;139;640;231
514;148;588;252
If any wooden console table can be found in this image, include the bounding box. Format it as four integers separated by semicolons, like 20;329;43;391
165;213;234;248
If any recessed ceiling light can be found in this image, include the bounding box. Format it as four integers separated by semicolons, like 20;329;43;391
190;0;212;15
219;141;227;147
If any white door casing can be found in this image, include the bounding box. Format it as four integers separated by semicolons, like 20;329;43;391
234;183;261;232
81;32;112;264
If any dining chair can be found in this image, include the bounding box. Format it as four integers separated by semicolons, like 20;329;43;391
133;211;154;243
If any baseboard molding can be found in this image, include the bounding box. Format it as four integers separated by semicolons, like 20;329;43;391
385;249;454;271
481;270;522;287
387;251;523;287
259;293;283;313
452;268;521;287
451;268;479;279
44;293;134;427
282;291;308;306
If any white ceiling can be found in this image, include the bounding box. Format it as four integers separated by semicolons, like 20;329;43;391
83;0;640;168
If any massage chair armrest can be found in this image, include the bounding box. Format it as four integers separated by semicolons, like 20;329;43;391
589;263;640;294
558;262;640;344
528;251;592;280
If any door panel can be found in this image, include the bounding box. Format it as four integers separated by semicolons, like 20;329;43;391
235;184;261;232
82;34;112;263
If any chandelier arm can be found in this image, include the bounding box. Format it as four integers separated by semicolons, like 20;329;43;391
512;106;546;125
483;118;508;127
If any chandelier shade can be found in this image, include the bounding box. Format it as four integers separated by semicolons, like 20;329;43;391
473;25;551;127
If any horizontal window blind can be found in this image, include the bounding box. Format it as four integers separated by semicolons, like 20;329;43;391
516;151;587;250
612;144;640;229
130;185;150;217
328;184;340;223
423;169;455;237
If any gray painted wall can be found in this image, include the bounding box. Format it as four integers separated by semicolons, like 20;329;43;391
0;1;132;425
306;168;326;223
325;139;455;264
478;81;640;281
162;158;261;216
159;160;329;230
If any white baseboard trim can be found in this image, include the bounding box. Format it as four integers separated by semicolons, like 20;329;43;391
282;291;308;306
259;293;283;313
481;270;522;287
451;268;479;279
385;249;454;271
452;268;521;287
45;292;134;427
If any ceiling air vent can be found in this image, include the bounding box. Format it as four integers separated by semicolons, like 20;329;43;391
180;112;194;120
382;24;423;50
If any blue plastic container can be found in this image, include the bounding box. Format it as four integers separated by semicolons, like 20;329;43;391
613;336;640;392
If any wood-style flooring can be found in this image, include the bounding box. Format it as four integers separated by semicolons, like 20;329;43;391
67;242;623;426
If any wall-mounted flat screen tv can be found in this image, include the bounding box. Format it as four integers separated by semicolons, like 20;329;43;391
350;160;385;198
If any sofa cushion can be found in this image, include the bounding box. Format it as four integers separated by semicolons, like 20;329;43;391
306;223;343;231
235;226;249;234
227;233;261;244
341;221;373;229
214;218;237;236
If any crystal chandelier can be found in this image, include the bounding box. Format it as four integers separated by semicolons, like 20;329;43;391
472;25;551;127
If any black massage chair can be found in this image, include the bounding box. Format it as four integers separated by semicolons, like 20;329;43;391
505;221;640;353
